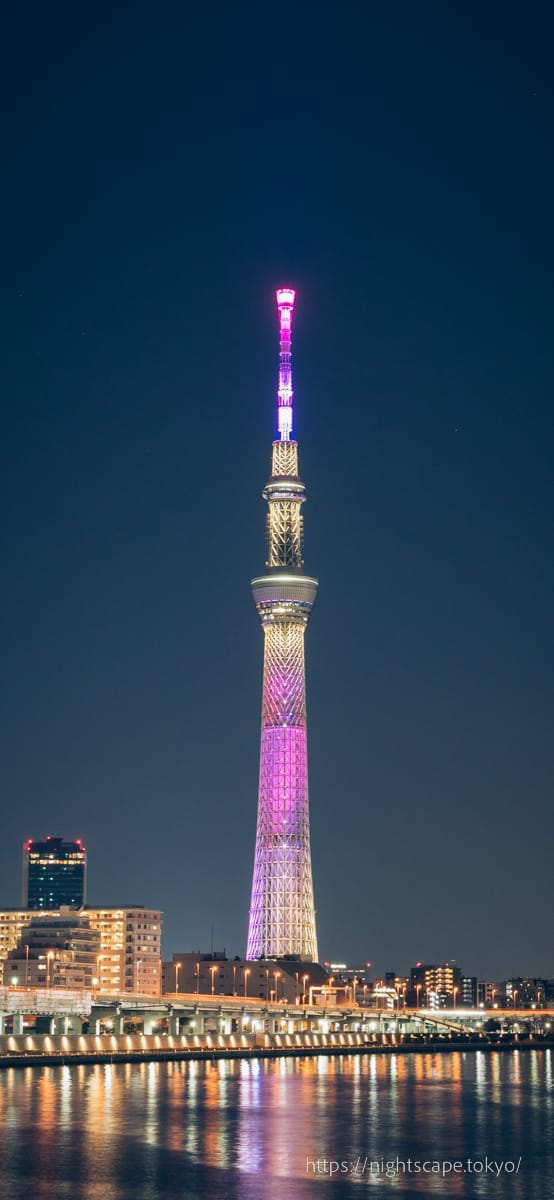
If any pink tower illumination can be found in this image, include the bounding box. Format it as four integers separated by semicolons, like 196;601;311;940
276;287;295;440
246;289;319;962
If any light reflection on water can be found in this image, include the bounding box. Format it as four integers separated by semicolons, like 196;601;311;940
0;1051;551;1200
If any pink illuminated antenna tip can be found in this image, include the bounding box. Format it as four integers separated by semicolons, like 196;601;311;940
276;287;295;309
275;287;295;440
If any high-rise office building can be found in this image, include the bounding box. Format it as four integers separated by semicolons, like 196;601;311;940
246;289;318;961
22;837;87;910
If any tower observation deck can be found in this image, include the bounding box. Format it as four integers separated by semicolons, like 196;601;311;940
246;289;318;962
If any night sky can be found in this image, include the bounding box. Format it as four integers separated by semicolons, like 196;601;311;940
2;4;553;980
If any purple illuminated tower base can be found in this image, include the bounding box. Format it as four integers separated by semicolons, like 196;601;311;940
246;290;318;962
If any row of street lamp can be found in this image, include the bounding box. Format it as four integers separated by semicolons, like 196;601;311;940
168;967;531;1010
171;962;314;1002
29;956;538;1012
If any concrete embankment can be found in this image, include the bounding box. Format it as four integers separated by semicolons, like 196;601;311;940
0;1031;552;1070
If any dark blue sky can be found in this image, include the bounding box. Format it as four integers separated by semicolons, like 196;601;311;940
1;3;552;978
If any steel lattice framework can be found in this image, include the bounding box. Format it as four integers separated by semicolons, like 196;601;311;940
246;289;318;962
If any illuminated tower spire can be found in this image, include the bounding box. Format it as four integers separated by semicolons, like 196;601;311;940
246;288;318;962
276;286;295;440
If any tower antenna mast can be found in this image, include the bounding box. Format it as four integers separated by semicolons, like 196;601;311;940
276;287;295;441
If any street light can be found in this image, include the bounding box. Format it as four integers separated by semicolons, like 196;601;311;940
175;962;182;994
273;971;281;1002
136;959;142;994
210;965;219;996
46;951;55;989
453;987;458;1010
93;952;105;1000
513;989;518;1013
95;953;106;997
233;965;237;995
416;984;422;1009
302;974;309;1005
195;962;200;995
244;968;251;998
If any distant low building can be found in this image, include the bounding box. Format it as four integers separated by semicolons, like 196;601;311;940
507;977;549;1009
408;963;464;1007
0;906;162;997
462;976;477;1007
162;953;328;1003
323;964;373;1003
3;912;99;989
477;980;507;1008
478;978;551;1009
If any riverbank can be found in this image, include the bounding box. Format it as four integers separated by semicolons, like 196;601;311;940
1;1031;552;1070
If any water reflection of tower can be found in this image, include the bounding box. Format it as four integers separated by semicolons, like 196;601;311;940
246;289;318;962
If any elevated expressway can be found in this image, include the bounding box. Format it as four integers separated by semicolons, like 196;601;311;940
1;986;550;1038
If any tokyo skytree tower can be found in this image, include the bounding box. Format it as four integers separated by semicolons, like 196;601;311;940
246;289;318;962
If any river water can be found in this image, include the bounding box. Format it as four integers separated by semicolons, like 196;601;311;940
0;1050;552;1199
